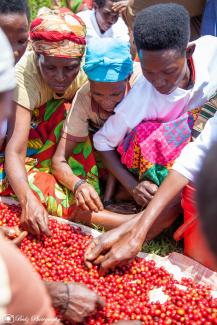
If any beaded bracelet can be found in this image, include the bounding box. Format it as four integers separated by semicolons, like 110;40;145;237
73;179;86;195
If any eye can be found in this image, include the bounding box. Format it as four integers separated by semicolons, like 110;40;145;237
164;69;177;75
46;66;55;71
18;38;28;45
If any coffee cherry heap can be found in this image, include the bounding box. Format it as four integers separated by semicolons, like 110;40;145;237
0;202;217;324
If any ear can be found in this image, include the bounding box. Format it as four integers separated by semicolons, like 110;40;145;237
186;43;196;59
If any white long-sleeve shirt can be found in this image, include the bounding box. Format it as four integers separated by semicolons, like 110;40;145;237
77;10;129;42
93;36;217;152
173;112;217;182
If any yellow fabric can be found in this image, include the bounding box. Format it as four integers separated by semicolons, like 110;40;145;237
14;50;87;110
63;62;142;138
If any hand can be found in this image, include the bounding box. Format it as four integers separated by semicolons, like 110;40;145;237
20;193;51;236
75;182;103;212
0;226;28;246
45;282;104;323
132;180;158;207
84;215;145;276
112;1;128;14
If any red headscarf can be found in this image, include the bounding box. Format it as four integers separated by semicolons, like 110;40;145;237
30;8;86;58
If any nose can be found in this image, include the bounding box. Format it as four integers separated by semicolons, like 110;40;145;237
153;78;167;89
56;69;65;82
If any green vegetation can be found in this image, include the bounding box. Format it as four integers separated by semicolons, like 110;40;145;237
28;0;69;19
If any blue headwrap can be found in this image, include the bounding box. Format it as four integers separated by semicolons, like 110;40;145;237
84;38;133;82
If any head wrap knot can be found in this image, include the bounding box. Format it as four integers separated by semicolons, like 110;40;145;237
30;8;86;58
84;38;133;82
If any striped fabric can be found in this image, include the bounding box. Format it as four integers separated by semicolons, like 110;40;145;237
192;92;217;141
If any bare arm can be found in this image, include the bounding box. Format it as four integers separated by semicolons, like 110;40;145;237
52;137;103;212
99;150;157;206
5;103;31;204
52;136;79;191
99;150;137;195
85;170;189;274
5;104;50;236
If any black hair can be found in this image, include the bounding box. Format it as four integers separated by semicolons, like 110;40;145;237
94;0;119;9
0;0;29;21
196;141;217;259
134;3;190;53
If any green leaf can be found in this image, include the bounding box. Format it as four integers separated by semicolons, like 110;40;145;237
40;159;51;169
57;204;63;217
54;121;64;142
54;183;67;200
90;165;99;177
46;195;57;214
82;141;92;159
73;142;83;155
38;140;54;154
68;157;86;177
44;99;64;121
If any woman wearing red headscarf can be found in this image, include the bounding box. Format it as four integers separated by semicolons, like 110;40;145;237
1;9;103;235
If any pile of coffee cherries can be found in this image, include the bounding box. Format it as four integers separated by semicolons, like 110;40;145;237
0;202;217;324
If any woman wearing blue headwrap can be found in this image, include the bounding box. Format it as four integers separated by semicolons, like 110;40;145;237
51;37;141;225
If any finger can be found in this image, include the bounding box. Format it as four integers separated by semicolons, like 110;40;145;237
84;259;93;269
93;254;106;265
28;219;41;236
76;192;90;211
13;231;28;246
38;213;51;237
84;238;99;260
84;238;104;261
81;190;99;212
145;183;158;195
96;295;105;309
99;255;116;276
90;191;103;212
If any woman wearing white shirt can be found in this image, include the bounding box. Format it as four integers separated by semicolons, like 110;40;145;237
77;0;129;42
93;4;217;210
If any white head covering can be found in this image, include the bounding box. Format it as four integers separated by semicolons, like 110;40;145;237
0;28;15;93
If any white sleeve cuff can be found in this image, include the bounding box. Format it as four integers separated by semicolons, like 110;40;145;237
172;162;195;182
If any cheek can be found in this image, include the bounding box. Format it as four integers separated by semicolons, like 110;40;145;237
65;68;80;81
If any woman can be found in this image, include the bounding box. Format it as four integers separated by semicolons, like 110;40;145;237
51;37;141;220
3;8;89;236
77;0;129;42
94;4;217;210
0;0;29;64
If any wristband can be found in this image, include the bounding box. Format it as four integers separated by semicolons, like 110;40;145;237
73;179;86;195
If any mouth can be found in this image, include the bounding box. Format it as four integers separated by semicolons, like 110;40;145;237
52;84;68;92
154;86;172;95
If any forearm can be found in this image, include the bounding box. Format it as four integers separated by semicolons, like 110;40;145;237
52;159;80;192
5;151;33;206
44;281;68;311
99;150;137;194
136;170;189;239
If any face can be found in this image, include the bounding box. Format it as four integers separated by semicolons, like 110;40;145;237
90;80;127;114
94;0;119;33
0;14;29;64
139;48;189;95
37;55;81;95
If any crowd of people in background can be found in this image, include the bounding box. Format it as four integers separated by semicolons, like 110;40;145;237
1;0;217;323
